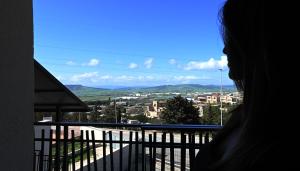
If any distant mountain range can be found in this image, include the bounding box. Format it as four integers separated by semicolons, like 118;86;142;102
114;84;236;92
66;85;108;91
66;84;236;101
66;84;236;92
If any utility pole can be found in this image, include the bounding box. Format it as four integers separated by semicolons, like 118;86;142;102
114;99;117;123
219;68;223;126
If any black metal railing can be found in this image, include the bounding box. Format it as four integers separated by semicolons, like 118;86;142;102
34;122;221;171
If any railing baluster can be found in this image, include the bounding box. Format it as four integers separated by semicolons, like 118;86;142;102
91;130;98;171
63;126;68;171
39;129;45;171
205;132;209;144
170;133;175;171
119;131;123;171
199;132;203;146
142;130;145;171
86;130;91;171
48;129;53;171
37;151;41;171
109;131;114;171
80;130;84;171
135;132;139;171
161;133;166;171
188;133;191;170
189;133;195;171
71;130;76;171
149;134;153;171
103;131;107;171
181;132;186;171
128;131;133;171
153;132;157;171
33;150;37;171
55;126;61;171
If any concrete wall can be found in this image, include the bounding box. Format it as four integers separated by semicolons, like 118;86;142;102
0;0;34;170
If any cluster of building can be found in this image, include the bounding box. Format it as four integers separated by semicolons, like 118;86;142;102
143;100;167;118
86;92;243;122
196;92;242;105
143;92;242;118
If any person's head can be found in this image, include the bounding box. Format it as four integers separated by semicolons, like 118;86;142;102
221;0;280;132
215;0;292;169
221;0;267;91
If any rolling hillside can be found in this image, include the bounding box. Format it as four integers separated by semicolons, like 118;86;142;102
66;84;236;101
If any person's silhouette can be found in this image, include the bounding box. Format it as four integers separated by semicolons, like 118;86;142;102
193;0;299;170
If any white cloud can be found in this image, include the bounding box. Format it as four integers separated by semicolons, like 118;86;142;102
115;75;135;81
184;56;228;70
66;61;76;66
144;58;153;69
173;75;211;84
169;59;176;65
70;74;160;83
128;63;138;69
70;72;98;82
69;74;213;85
174;75;199;81
136;76;155;81
99;75;112;80
87;75;112;82
110;75;157;82
174;75;211;81
87;58;99;66
146;76;154;80
218;56;228;68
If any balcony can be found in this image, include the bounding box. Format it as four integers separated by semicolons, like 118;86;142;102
31;54;222;171
34;122;221;171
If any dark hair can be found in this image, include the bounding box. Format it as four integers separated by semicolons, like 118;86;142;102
212;0;295;170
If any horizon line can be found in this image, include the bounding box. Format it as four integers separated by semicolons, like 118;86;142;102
65;83;235;88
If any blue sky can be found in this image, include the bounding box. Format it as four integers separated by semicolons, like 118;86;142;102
33;0;232;87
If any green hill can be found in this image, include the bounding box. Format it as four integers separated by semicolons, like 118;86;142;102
66;85;129;101
130;84;235;93
66;84;236;101
66;85;107;91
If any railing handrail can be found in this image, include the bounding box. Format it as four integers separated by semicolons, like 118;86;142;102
34;122;222;131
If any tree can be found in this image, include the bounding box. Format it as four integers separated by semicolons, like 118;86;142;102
160;95;200;124
99;104;125;123
127;114;149;123
201;103;237;125
201;104;221;124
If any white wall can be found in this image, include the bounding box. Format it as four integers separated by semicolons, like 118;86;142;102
0;0;34;170
34;126;51;156
80;126;105;140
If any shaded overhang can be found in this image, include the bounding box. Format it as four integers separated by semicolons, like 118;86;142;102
34;60;88;112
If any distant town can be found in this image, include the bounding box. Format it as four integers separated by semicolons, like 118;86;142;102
37;84;243;125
